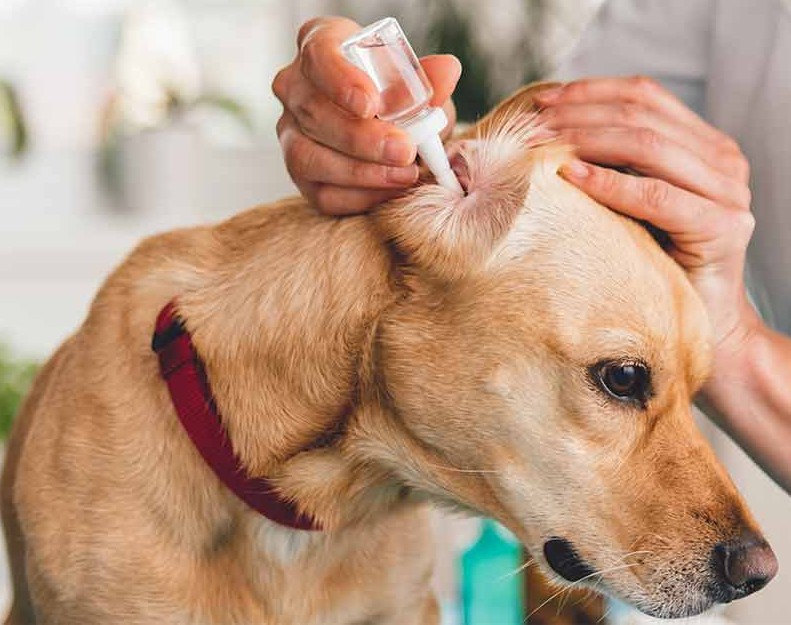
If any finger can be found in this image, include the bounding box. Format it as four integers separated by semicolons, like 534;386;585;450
280;86;416;165
298;17;379;118
302;182;406;216
281;125;418;188
534;76;728;148
537;103;737;180
439;97;457;141
317;185;405;215
420;54;462;106
561;127;751;210
420;55;460;141
559;160;755;268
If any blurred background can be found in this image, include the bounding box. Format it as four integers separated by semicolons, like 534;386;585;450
0;1;788;623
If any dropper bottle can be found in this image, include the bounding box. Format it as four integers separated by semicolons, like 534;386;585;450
342;18;464;194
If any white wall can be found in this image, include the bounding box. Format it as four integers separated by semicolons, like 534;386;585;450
0;0;299;357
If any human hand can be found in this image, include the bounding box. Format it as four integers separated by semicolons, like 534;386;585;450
272;16;461;215
535;77;760;353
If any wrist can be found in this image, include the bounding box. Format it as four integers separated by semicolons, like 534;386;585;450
702;297;765;402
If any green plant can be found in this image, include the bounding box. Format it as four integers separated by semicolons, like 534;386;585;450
163;89;254;133
0;78;29;160
425;1;494;123
423;0;552;122
0;344;38;439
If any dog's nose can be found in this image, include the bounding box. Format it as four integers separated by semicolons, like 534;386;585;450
712;531;778;600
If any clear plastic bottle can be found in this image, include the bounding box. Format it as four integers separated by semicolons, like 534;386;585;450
342;18;463;194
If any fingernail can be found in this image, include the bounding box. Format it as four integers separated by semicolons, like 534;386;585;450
535;86;563;104
382;135;416;165
347;87;374;117
447;54;462;80
561;160;590;179
386;165;418;184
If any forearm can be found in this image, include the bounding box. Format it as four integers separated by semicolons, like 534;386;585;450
701;316;791;493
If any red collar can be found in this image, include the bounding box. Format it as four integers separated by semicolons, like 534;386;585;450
152;302;321;531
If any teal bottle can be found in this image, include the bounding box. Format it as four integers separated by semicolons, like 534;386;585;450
460;520;523;625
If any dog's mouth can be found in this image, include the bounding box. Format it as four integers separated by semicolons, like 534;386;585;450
543;537;597;583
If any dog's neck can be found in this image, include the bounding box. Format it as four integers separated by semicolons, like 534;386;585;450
167;125;563;530
171;199;418;528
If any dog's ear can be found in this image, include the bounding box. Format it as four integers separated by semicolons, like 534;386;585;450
374;82;562;282
456;81;561;141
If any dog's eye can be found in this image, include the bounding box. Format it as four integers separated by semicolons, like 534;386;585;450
594;360;651;406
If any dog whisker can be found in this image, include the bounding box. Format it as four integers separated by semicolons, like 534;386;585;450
424;461;501;475
499;557;537;581
614;549;654;564
597;602;613;624
525;562;640;621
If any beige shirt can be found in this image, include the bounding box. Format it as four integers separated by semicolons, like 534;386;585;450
555;0;791;334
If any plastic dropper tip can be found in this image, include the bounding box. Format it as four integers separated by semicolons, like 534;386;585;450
435;168;464;195
416;134;464;196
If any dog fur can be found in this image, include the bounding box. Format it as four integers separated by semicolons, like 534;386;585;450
1;84;773;624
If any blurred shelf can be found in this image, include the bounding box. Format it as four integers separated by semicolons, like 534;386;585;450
0;142;296;357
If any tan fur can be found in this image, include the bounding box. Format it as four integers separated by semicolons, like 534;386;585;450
524;562;605;625
1;83;770;624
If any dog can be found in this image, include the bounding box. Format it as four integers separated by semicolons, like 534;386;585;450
1;84;777;624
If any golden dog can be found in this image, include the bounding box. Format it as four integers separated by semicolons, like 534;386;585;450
1;85;777;624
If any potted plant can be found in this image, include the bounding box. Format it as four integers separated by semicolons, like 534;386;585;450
0;344;37;440
0;79;28;161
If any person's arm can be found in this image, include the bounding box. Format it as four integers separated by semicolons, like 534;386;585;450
271;16;460;215
532;77;791;493
698;316;791;492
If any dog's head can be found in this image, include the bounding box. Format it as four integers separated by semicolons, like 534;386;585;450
364;84;777;618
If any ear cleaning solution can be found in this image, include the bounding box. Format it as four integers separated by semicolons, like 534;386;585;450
341;17;464;194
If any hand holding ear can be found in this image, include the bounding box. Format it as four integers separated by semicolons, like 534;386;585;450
272;17;461;215
536;77;759;353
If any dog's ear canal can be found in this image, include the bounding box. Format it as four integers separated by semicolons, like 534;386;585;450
373;151;528;281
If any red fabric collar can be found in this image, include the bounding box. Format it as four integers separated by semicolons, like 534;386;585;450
152;302;321;531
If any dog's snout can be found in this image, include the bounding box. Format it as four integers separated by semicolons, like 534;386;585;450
712;531;778;601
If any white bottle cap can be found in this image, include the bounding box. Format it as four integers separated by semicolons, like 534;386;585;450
402;108;464;194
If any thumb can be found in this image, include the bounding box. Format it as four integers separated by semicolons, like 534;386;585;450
420;54;462;106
